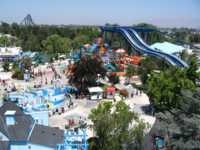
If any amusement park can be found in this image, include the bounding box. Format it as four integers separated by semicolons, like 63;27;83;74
0;0;200;150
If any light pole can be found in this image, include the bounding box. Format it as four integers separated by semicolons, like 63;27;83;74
97;74;100;86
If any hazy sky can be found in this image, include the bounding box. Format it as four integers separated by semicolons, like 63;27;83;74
0;0;200;28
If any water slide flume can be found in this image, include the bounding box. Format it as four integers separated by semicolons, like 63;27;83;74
101;26;188;68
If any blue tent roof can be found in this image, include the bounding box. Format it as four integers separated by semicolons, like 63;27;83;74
151;42;185;54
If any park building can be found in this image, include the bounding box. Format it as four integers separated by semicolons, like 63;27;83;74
0;47;22;61
0;102;64;150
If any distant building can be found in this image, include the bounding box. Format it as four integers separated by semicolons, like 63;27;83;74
0;102;64;150
0;47;22;61
194;43;200;49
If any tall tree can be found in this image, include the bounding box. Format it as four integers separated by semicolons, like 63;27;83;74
72;35;90;49
146;68;195;111
89;101;149;150
42;34;63;53
2;61;10;72
42;34;72;54
69;56;106;94
138;56;168;85
0;36;9;46
126;65;137;83
186;57;200;85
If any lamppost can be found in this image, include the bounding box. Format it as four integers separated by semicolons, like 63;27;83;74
97;74;100;86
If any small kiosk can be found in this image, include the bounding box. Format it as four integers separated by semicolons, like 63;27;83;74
88;87;103;100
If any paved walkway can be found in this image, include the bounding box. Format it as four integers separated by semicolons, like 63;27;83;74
49;93;155;136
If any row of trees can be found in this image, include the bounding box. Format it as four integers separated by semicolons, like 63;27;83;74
171;28;200;43
0;35;18;47
0;22;100;52
189;33;200;43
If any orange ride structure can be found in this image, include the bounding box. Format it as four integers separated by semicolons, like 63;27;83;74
112;54;142;66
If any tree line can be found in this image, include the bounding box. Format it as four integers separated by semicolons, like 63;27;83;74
0;22;100;53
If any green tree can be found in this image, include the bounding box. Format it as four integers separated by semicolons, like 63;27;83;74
146;68;195;111
23;34;40;51
189;34;200;43
186;57;200;85
42;34;63;53
2;61;10;72
138;56;168;85
72;35;90;49
12;67;24;80
133;23;166;44
10;23;20;37
0;22;10;34
89;101;148;150
0;36;9;46
61;37;72;53
156;89;200;150
126;65;137;83
0;23;100;51
42;34;72;54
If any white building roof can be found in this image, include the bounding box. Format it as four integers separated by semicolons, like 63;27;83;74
150;42;185;54
0;47;22;56
88;87;103;93
4;110;16;115
0;72;12;80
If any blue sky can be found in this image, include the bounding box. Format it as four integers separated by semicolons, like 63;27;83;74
0;0;200;28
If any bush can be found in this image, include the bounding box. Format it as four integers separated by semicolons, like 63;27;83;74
2;61;10;72
108;74;119;84
12;68;24;80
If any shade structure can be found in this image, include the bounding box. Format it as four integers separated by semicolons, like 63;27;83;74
106;86;115;93
83;44;91;49
115;48;126;53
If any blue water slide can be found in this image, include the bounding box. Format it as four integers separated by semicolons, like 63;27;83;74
113;27;177;65
126;28;188;67
101;26;187;67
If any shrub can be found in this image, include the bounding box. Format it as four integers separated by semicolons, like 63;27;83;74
12;68;24;80
2;61;10;72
